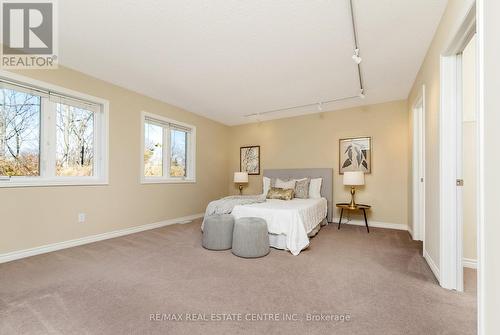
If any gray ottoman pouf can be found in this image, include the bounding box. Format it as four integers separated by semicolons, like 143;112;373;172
232;217;269;258
202;214;235;250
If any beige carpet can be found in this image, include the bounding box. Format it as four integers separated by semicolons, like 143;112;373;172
0;219;476;335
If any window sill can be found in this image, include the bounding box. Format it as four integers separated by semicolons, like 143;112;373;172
0;178;109;188
141;178;196;185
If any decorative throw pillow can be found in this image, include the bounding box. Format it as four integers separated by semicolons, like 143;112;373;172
266;187;295;200
262;177;271;196
270;178;276;187
294;178;310;199
309;178;323;198
275;178;296;190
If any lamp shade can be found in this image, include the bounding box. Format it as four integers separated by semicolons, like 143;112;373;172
234;172;248;183
343;171;365;186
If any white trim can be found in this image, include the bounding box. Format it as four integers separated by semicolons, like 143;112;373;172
456;52;465;293
140;111;196;184
463;257;478;269
407;226;414;238
140;177;196;184
0;70;110;187
476;1;485;333
0;70;110;106
424;248;440;282
0;213;204;264
0;178;108;188
335;217;407;231
439;2;477;292
444;5;477;56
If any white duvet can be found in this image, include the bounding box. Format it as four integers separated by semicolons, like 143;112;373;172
231;198;327;256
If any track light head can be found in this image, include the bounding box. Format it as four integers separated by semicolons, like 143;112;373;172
248;113;262;122
359;89;365;99
352;48;362;64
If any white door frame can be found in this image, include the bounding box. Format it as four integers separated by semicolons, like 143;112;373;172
439;3;476;292
412;85;426;244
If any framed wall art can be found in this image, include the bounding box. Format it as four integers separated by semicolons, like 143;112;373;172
240;145;260;175
339;137;371;174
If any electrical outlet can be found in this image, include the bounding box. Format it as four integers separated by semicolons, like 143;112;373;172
78;213;86;223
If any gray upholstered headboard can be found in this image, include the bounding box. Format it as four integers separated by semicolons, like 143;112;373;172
263;168;333;223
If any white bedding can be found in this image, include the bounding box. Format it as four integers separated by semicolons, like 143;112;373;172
231;198;328;256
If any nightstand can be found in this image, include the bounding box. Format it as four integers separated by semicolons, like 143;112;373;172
336;203;371;233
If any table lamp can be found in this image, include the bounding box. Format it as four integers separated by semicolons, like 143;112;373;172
234;172;248;195
343;171;365;209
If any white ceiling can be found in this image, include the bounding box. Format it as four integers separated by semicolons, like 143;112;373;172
58;0;447;125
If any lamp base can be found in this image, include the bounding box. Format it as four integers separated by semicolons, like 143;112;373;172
348;186;357;209
238;184;244;195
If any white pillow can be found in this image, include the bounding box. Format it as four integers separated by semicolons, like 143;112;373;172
275;178;296;190
309;178;322;198
293;178;308;182
262;177;271;195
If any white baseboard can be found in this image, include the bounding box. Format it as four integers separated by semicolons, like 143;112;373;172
407;226;414;238
333;217;408;231
0;213;204;264
424;249;440;282
462;257;477;269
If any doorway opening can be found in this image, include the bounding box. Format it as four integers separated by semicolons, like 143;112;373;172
438;2;477;294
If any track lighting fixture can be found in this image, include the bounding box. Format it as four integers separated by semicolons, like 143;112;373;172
352;49;362;64
246;0;365;119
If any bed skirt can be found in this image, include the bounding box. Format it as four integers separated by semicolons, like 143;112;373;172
268;219;326;251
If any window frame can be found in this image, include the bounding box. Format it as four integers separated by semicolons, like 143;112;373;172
140;111;196;184
0;71;109;188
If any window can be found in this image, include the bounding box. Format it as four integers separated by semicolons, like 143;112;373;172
0;88;41;177
56;102;95;176
141;112;195;183
170;128;187;177
144;122;163;177
0;73;108;187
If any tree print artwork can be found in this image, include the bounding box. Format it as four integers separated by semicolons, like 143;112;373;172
240;146;260;175
339;137;371;174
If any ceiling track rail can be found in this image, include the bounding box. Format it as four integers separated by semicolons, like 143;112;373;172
349;0;364;91
245;94;360;118
246;0;365;118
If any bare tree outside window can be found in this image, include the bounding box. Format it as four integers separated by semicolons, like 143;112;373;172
56;103;94;176
142;114;194;182
144;122;163;177
0;88;41;176
170;129;186;177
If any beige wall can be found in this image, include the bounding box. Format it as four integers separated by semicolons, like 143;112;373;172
462;34;477;261
228;100;409;226
407;0;475;270
0;66;230;254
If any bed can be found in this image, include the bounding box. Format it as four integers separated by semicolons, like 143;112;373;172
231;168;333;255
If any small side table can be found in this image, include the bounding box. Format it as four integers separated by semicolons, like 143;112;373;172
336;203;372;233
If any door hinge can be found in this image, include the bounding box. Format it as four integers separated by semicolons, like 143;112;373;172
456;179;464;186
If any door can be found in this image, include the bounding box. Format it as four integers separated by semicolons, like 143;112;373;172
412;88;425;244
